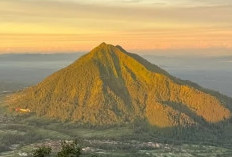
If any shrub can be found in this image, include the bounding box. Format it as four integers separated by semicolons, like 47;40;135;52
57;140;81;157
33;145;52;157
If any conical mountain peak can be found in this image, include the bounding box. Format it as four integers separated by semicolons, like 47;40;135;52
98;42;108;47
90;42;126;56
92;42;114;52
8;43;231;127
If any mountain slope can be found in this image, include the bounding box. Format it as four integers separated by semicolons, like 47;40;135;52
8;43;231;127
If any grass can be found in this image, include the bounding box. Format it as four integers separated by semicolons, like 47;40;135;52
58;127;133;138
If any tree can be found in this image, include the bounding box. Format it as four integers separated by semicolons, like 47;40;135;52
56;140;82;157
33;146;52;157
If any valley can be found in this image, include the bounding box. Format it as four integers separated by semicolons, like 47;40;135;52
1;94;232;156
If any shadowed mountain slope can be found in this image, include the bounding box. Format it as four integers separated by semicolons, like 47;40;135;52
8;43;231;127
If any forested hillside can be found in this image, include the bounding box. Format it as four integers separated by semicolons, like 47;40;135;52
8;43;231;127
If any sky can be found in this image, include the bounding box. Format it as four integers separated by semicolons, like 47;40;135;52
0;0;232;54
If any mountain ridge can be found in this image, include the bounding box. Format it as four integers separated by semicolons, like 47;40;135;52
8;43;231;127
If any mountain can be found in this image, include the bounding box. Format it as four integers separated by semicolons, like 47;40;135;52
8;43;231;127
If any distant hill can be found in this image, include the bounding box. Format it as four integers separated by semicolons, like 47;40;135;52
8;43;231;127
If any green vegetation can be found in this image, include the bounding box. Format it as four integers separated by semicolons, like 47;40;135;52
33;146;51;157
32;140;82;157
1;92;232;156
57;140;81;157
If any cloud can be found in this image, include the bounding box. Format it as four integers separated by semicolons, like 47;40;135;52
42;0;232;7
0;0;232;53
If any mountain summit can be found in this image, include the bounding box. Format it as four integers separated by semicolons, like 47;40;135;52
8;43;231;127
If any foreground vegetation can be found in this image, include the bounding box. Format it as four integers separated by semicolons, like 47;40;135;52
1;93;232;156
33;140;82;157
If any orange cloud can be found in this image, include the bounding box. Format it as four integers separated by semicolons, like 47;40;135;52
0;0;232;54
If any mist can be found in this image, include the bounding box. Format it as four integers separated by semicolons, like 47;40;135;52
0;52;231;97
